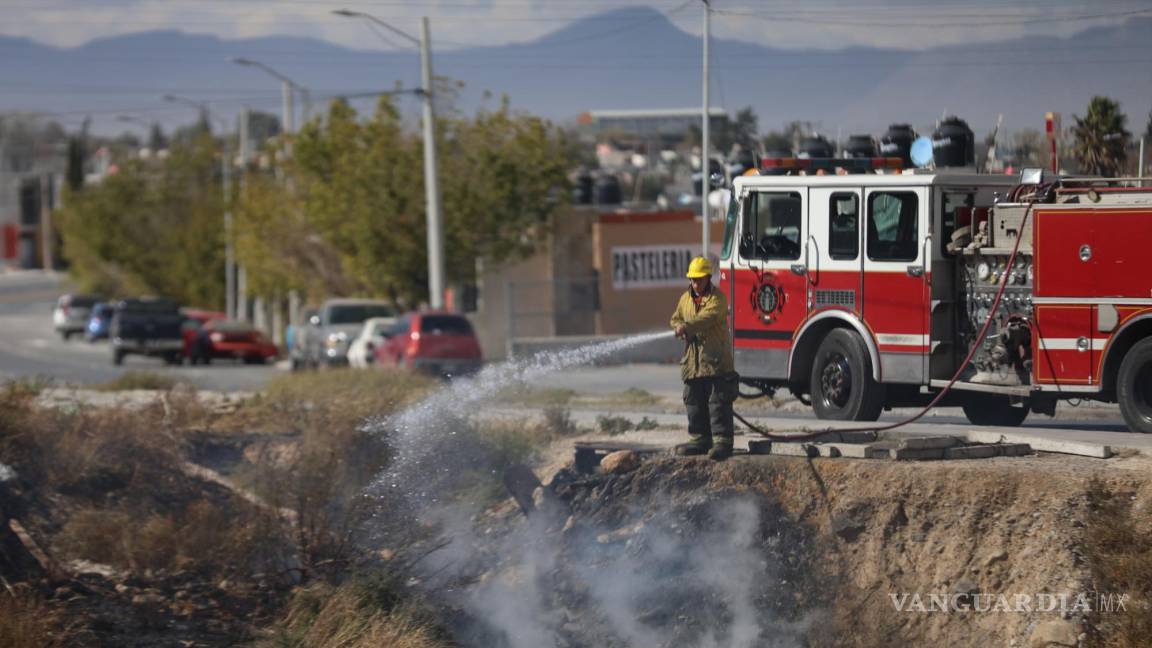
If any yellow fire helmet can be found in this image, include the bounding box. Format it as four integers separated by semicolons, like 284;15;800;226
686;256;713;278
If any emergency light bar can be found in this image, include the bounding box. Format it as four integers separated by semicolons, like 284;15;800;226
759;157;904;174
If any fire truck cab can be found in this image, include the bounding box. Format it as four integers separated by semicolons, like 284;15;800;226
718;170;1152;433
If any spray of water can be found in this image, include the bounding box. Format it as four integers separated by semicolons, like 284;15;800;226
366;329;674;503
359;329;814;646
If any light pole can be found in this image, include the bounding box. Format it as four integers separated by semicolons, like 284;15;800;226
334;9;445;310
162;95;236;320
231;58;310;133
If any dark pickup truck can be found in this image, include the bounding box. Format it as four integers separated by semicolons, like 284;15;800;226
109;298;186;365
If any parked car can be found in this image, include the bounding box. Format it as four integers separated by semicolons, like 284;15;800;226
53;293;101;340
180;309;227;358
347;316;398;369
374;312;482;377
187;319;278;365
301;299;397;368
110;297;186;365
84;302;115;342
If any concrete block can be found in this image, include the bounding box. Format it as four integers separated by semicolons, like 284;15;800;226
894;435;962;450
813;444;841;458
944;445;998;460
996;443;1033;457
820;443;871;459
747;439;772;455
889;447;945;461
771;442;818;458
965;431;1111;459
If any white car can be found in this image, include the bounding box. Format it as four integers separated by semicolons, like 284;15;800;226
347;316;397;368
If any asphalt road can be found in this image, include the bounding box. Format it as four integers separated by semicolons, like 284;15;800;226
0;271;278;392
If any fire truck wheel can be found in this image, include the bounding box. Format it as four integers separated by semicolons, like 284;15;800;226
960;394;1028;427
1117;337;1152;434
810;329;884;421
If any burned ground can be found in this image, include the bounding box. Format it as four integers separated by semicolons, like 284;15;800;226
1;375;1149;647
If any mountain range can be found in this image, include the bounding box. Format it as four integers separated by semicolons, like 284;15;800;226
2;6;1150;139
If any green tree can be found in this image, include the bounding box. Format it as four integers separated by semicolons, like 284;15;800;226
1072;96;1130;176
56;132;226;307
237;90;572;307
148;123;168;151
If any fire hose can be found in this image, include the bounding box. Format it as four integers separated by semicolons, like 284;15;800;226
733;198;1037;443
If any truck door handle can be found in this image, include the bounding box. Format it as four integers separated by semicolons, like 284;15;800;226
906;265;924;277
790;264;807;276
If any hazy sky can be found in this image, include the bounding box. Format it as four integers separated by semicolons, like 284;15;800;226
5;0;1151;52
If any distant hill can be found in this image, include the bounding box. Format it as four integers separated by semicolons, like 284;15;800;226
2;6;1150;139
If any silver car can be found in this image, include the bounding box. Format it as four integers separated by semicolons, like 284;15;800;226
52;293;101;340
300;299;397;368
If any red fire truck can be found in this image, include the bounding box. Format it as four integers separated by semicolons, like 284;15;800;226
717;167;1152;433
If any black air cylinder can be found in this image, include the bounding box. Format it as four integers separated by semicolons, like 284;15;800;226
879;124;917;166
932;116;975;167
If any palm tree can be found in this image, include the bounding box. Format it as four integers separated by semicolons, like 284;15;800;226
1072;96;1130;177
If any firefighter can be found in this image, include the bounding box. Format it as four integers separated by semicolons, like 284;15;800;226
671;256;739;461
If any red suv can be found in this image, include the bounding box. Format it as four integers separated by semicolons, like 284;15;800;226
374;312;482;377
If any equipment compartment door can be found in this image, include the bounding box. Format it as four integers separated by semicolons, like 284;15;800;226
862;187;930;384
730;187;808;379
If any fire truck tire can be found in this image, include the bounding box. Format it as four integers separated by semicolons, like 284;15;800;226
810;329;884;421
1117;337;1152;434
960;394;1028;427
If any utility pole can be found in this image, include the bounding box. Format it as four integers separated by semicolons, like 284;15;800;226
333;10;445;308
223;116;235;321
701;0;711;258
282;80;295;134
1139;136;1146;179
421;17;445;309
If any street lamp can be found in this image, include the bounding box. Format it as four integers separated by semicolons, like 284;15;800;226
334;9;446;310
230;57;310;133
162;94;237;321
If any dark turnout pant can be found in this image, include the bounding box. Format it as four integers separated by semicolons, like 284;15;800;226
683;372;739;448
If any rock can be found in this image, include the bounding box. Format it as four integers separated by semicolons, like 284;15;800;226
378;548;395;561
952;579;980;608
1029;619;1078;647
596;521;645;544
831;514;865;542
131;592;166;606
600;450;640;475
984;550;1009;566
561;515;577;534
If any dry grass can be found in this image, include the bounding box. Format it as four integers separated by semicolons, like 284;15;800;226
58;498;284;574
0;591;67;648
92;370;187;392
246;368;435;432
258;579;449;648
1084;479;1152;647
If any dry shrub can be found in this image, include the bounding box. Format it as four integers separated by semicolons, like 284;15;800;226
251;368;435;433
0;591;66;648
92;370;187;392
58;498;286;574
258;578;448;648
1084;479;1152;647
33;402;184;494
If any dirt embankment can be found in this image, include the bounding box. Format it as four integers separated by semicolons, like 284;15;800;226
460;451;1151;648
